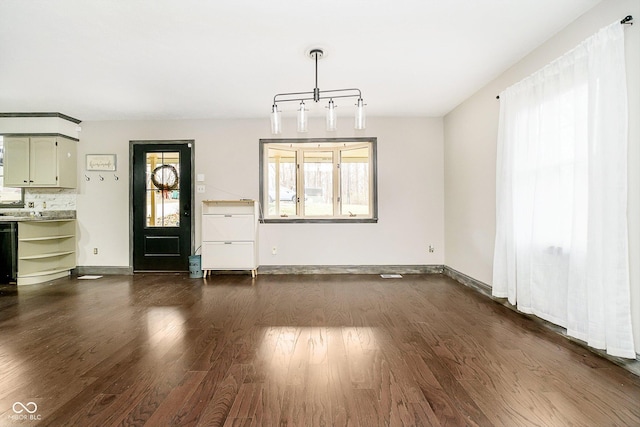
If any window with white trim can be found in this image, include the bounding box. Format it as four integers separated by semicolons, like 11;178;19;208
259;138;377;223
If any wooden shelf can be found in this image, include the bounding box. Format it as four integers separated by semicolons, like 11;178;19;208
19;234;75;242
17;220;76;285
18;267;74;278
19;250;75;260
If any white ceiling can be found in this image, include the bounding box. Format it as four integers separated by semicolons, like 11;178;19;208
0;0;603;122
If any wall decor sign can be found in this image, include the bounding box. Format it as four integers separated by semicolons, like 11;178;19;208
86;154;117;171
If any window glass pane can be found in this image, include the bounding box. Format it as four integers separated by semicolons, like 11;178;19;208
303;151;333;216
146;152;180;227
340;147;370;216
0;136;25;207
267;148;297;217
260;139;376;222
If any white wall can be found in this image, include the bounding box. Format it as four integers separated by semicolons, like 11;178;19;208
76;116;445;268
443;0;640;353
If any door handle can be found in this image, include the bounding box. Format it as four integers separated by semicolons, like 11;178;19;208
183;203;191;217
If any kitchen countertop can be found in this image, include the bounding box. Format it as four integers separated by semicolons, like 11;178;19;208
0;210;76;222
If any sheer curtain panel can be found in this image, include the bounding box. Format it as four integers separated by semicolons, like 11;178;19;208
493;21;635;358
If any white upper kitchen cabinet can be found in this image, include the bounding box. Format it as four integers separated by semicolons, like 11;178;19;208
3;135;77;188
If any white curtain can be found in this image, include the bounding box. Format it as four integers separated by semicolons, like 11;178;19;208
493;21;635;358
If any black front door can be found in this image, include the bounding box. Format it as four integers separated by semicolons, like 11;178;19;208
132;141;193;271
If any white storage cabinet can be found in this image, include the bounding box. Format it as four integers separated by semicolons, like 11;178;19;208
201;200;258;278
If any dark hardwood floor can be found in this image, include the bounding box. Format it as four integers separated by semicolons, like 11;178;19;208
0;273;638;426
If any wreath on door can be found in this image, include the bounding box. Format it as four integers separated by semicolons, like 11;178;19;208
151;164;179;190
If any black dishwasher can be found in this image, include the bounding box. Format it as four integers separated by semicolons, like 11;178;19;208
0;222;17;284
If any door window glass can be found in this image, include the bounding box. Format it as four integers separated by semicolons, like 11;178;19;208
146;152;180;227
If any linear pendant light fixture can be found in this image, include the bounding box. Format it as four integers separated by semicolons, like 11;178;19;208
271;48;365;134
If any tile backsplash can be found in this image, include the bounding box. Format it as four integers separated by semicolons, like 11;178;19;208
0;188;77;212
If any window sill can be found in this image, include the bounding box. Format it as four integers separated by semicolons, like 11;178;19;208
261;217;378;224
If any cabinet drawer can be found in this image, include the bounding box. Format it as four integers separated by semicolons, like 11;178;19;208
202;242;255;269
202;215;255;241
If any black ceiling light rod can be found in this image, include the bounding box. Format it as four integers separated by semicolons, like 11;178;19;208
272;49;362;105
270;48;366;134
314;48;320;102
272;88;363;105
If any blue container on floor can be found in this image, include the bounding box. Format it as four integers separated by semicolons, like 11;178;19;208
188;255;203;278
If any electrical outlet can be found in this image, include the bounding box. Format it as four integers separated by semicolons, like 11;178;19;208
272;246;277;255
43;201;46;209
28;202;34;208
93;248;98;255
428;245;435;253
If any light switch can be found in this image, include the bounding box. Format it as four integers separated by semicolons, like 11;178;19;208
197;185;205;193
196;174;205;182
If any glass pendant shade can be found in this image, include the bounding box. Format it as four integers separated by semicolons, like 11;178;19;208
326;99;337;131
270;105;281;135
297;101;308;132
355;98;366;130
